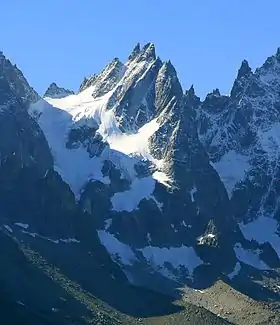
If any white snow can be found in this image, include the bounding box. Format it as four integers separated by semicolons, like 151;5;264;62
3;225;13;233
152;171;172;187
239;216;280;258
29;99;112;198
111;177;156;212
190;186;197;202
47;238;59;244
140;245;203;277
181;220;187;227
21;230;36;238
106;117;167;178
97;231;204;280
228;262;241;279
104;218;112;230
98;230;136;265
20;228;80;245
194;289;205;294
30;81;165;198
234;243;270;270
14;223;29;229
213;150;250;197
197;233;216;245
45;86;116;134
60;238;80;243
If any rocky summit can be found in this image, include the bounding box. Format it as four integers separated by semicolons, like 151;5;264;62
0;43;279;325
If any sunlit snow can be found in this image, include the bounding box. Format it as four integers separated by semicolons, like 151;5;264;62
30;82;167;201
29;99;109;198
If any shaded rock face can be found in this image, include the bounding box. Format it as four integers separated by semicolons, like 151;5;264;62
0;54;52;174
0;52;39;103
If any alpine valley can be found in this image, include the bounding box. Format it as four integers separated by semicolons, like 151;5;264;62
0;44;279;324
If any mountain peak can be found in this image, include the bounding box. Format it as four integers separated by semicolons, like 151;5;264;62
160;60;178;78
184;84;200;107
187;84;196;96
128;43;141;61
0;51;39;103
230;60;253;98
138;42;156;61
44;82;74;99
237;59;252;79
0;51;6;65
212;88;221;96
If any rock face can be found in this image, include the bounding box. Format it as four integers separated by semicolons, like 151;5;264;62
196;49;280;263
0;45;280;322
27;43;280;290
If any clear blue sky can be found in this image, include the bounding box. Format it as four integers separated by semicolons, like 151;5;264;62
1;1;280;98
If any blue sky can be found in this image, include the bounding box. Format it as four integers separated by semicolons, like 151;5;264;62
1;1;280;98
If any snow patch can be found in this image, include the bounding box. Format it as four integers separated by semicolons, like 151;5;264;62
197;233;216;245
111;177;155;212
190;186;197;202
239;216;280;258
20;228;80;245
181;220;187;227
234;243;270;270
108;118;160;156
140;245;203;278
104;218;112;230
14;223;29;229
228;262;241;279
60;238;80;244
152;171;171;187
3;225;13;233
98;230;136;265
213;150;250;197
